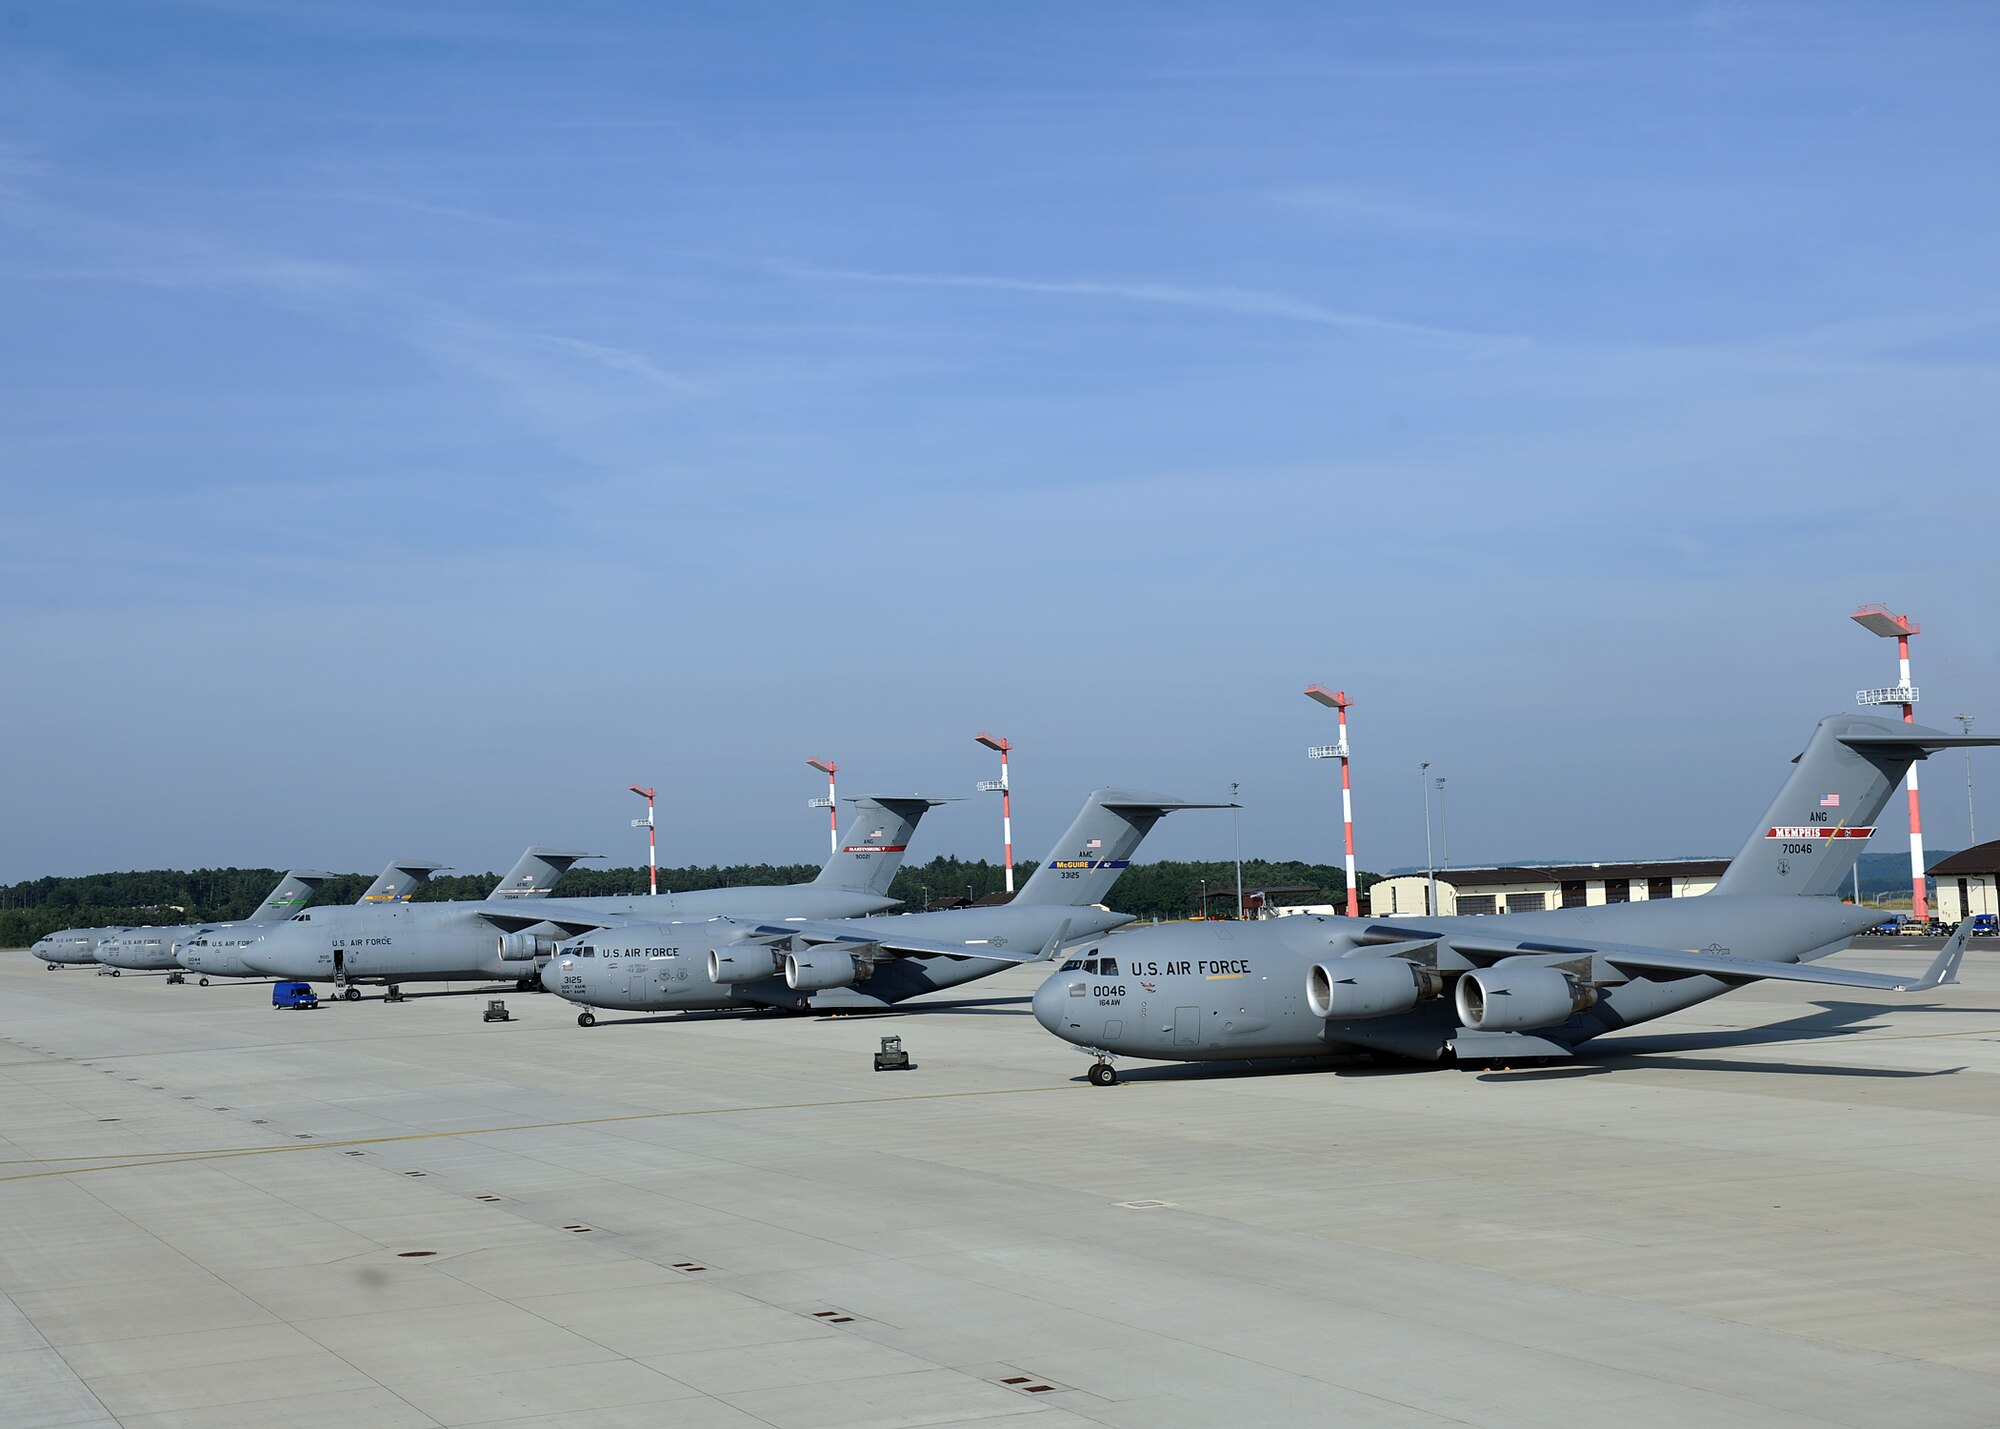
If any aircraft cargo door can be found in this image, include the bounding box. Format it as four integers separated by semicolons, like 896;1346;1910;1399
1174;1005;1201;1046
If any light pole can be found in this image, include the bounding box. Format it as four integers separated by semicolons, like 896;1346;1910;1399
1231;780;1243;919
1851;605;1926;921
1304;686;1360;917
1435;776;1449;868
1200;876;1208;920
974;732;1015;893
1420;760;1437;917
1960;713;1978;847
628;785;657;896
806;758;838;859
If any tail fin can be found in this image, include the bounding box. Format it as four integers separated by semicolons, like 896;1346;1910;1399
1012;789;1231;907
813;797;954;893
247;869;332;925
1715;714;2000;897
491;846;597;899
357;861;445;904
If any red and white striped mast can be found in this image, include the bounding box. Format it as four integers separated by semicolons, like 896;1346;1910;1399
1851;605;1926;922
975;732;1015;894
1305;686;1360;917
806;758;839;858
628;785;657;895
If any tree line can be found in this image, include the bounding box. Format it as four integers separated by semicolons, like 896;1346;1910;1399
1;858;1378;947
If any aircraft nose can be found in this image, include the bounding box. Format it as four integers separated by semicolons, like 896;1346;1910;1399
1031;974;1067;1036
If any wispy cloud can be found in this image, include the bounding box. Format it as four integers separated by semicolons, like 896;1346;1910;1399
782;263;1524;352
1272;183;1522;236
533;334;703;394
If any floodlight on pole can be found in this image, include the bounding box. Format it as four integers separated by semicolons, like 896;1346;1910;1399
974;732;1015;894
1419;761;1437;917
1851;604;1927;922
806;758;838;859
1304;685;1360;917
1959;713;1977;847
628;785;657;896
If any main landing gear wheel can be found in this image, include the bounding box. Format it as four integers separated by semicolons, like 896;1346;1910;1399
198;977;209;986
577;1011;597;1028
343;988;362;1002
1088;1062;1118;1087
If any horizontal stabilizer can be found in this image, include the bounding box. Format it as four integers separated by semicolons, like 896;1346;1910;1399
739;916;1041;964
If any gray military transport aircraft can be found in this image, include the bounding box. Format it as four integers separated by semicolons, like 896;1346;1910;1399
543;789;1224;1025
1035;713;1997;1084
95;862;443;981
178;847;574;984
239;798;943;998
31;869;328;972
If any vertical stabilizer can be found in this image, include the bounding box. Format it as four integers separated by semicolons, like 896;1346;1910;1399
813;797;952;893
491;847;597;899
1715;714;1999;898
1012;790;1229;907
358;861;446;904
247;869;332;925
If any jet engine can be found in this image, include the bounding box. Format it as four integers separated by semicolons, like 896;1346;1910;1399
1307;957;1445;1020
497;932;557;962
708;945;782;984
1454;962;1597;1032
784;948;860;992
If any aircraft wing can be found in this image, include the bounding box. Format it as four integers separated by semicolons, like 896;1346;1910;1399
1354;920;1969;993
741;918;1071;965
476;907;632;939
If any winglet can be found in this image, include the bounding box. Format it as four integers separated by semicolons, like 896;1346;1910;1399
1900;920;1973;991
1036;918;1074;963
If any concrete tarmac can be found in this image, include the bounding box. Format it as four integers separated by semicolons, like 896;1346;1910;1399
3;942;1998;1428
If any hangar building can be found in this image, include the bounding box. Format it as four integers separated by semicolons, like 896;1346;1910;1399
1930;842;2000;923
1368;858;1728;918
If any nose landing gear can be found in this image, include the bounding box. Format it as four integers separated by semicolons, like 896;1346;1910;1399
1088;1060;1118;1087
577;1011;597;1028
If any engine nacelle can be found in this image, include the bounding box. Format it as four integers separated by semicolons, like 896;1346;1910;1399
497;932;557;962
784;948;860;992
709;945;782;984
1307;958;1445;1020
1454;962;1597;1032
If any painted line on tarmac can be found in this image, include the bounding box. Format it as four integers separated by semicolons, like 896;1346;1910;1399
0;1083;1073;1181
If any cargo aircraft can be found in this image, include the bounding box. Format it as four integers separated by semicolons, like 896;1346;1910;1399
1034;714;1996;1083
96;862;442;980
177;847;580;984
238;798;943;998
32;869;329;972
543;789;1225;1025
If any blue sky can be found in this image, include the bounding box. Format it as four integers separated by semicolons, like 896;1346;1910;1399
3;2;1996;882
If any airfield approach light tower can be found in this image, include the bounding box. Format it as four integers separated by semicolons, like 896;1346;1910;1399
806;758;839;859
974;732;1015;894
1852;605;1927;922
628;785;657;896
1304;686;1360;917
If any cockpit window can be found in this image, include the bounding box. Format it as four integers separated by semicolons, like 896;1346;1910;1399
291;912;311;921
1083;959;1098;974
579;947;594;957
1098;957;1118;976
1059;959;1082;971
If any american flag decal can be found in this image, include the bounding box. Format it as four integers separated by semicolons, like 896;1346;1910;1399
1086;838;1102;849
1820;793;1841;807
